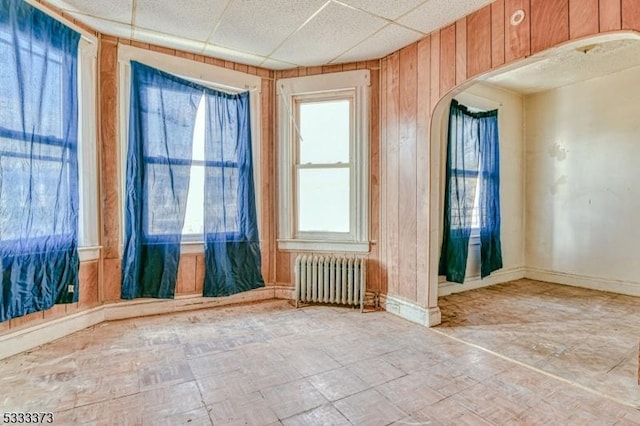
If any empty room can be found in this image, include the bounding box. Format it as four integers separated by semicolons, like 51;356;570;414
1;0;640;424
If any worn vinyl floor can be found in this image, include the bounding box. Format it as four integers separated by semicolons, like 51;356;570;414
0;280;639;425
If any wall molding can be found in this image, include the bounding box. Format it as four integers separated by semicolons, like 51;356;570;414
438;267;526;296
381;294;442;327
525;267;640;297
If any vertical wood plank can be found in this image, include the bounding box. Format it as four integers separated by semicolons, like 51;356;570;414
439;26;456;97
79;260;100;308
43;305;67;321
530;0;569;55
398;45;418;301
600;0;622;31
102;258;122;301
99;38;120;261
177;255;197;294
430;32;441;111
195;255;205;294
416;37;431;308
455;18;467;85
569;0;599;39
505;0;531;63
276;251;291;285
467;6;493;78
386;52;400;296
368;67;381;293
622;0;640;30
379;58;388;296
10;312;44;330
260;78;274;284
492;0;506;68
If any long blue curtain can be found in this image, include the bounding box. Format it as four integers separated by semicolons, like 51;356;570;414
121;62;201;299
203;90;264;296
439;99;502;283
0;0;80;321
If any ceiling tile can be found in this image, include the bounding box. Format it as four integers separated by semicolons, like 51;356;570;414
337;0;425;20
202;44;270;68
270;1;386;66
211;0;327;57
332;23;422;63
398;0;493;34
132;27;207;54
49;0;133;24
63;11;133;39
134;0;230;42
261;58;300;70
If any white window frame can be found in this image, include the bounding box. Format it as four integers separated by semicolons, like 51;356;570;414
77;37;100;261
117;45;262;254
277;70;370;253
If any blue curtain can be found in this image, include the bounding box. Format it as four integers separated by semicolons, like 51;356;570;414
439;100;502;283
0;0;80;322
203;90;264;296
121;62;201;299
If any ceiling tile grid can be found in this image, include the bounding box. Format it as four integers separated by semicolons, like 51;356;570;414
45;0;494;70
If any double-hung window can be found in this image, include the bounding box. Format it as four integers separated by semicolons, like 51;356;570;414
278;71;369;253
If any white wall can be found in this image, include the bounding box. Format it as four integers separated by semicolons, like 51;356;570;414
439;83;526;296
525;66;640;295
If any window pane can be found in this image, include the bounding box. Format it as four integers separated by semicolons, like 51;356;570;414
182;96;205;236
299;99;350;164
298;168;349;233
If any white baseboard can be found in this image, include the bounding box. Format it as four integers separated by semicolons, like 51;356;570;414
438;267;525;296
381;294;442;327
0;286;278;361
525;267;640;297
0;307;105;360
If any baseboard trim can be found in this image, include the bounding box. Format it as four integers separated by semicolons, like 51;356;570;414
381;294;441;327
0;286;278;361
438;267;525;296
525;268;640;297
0;307;105;360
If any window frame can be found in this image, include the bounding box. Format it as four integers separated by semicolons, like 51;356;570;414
117;45;262;254
277;70;370;253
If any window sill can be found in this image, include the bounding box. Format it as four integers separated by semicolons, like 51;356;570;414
277;239;370;253
79;246;101;262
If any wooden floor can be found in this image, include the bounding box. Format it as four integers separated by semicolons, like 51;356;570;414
1;280;640;425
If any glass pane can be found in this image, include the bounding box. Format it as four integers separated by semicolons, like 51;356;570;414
299;99;350;164
182;97;205;236
298;168;349;233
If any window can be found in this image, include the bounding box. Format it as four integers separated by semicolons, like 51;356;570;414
278;71;369;252
118;45;262;252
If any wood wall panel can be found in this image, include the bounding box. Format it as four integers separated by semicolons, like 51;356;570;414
99;38;120;261
505;0;531;63
430;32;441;110
368;67;381;292
492;0;506;68
467;5;493;78
439;25;456;96
531;0;569;55
415;37;431;307
600;0;622;31
386;53;400;296
261;77;275;284
79;260;100;308
398;45;418;301
569;0;599;39
196;255;205;294
10;311;44;330
622;0;640;30
177;255;197;294
455;19;467;85
102;258;122;301
379;58;388;295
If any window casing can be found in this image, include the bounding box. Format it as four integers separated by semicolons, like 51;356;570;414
118;45;262;253
278;70;369;253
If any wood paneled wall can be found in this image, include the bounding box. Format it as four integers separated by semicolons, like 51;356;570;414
272;60;382;293
379;0;640;308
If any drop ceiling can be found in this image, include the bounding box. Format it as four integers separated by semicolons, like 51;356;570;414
47;0;493;69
